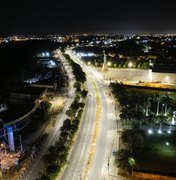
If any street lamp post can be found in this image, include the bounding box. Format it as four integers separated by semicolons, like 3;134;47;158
19;135;23;152
148;60;153;82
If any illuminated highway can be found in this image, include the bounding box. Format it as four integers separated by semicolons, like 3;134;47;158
61;72;96;180
21;49;175;180
62;50;121;180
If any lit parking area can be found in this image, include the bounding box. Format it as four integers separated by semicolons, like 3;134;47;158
0;151;20;169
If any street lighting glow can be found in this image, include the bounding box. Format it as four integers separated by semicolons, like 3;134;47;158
148;129;153;134
107;62;112;67
166;142;169;146
158;129;162;134
128;62;133;68
46;52;50;57
165;76;169;83
167;129;171;134
149;62;153;66
128;157;135;166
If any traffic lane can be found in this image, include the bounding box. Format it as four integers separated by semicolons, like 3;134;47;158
61;59;96;180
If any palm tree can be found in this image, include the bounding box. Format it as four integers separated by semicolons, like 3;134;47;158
154;95;161;116
162;95;173;116
146;111;156;129
120;106;133;121
114;149;135;176
155;114;167;132
133;106;145;129
144;97;151;117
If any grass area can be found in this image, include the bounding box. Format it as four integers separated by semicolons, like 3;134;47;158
134;131;176;176
126;87;176;110
127;87;176;100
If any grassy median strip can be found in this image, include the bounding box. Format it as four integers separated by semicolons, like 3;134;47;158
83;76;102;179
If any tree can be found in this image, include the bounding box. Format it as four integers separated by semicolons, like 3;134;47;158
155;114;168;132
132;107;145;129
144;97;151;116
153;95;162;116
74;82;81;92
121;129;143;153
61;118;72;131
81;89;88;98
39;101;51;120
162;95;173;116
146;111;156;129
44;152;59;164
120;107;128;121
46;164;60;177
66;108;75;119
114;149;135;175
113;63;117;68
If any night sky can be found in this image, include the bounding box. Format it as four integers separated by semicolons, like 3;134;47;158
1;0;176;35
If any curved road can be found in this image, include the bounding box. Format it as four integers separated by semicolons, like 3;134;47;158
64;50;119;180
61;76;96;180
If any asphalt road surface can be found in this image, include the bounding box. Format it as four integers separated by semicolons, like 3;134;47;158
63;50;120;180
61;74;96;180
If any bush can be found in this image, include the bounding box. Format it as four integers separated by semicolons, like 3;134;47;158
46;165;60;176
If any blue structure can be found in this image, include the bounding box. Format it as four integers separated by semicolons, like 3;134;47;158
7;126;15;151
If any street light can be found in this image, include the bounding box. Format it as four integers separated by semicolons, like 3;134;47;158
128;157;135;177
165;76;169;83
107;61;112;67
0;142;7;154
19;135;23;152
148;129;153;134
128;62;133;68
158;129;162;134
149;61;153;67
166;142;169;146
167;129;171;134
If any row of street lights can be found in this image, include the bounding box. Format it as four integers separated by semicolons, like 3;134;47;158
148;128;172;135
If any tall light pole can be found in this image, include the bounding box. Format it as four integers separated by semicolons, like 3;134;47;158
19;135;23;152
165;76;169;83
102;51;108;71
149;60;153;82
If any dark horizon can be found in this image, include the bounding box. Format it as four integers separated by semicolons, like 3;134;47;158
1;0;176;36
